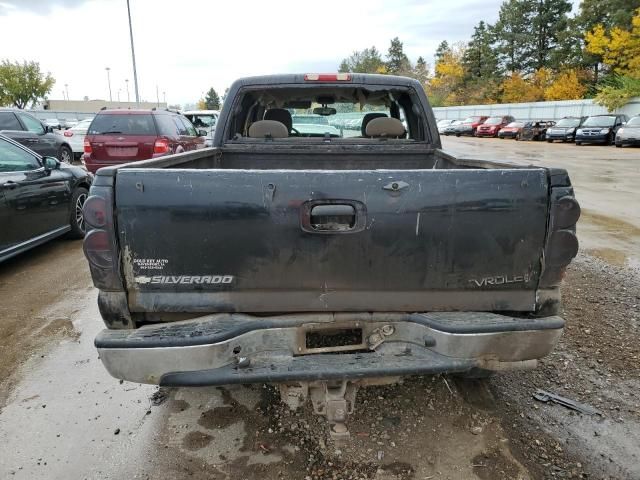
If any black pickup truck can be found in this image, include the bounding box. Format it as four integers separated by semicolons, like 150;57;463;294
83;73;580;440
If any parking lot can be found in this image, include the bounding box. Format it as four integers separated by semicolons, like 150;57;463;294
0;136;638;480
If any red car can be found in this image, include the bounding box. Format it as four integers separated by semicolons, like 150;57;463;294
455;115;489;137
83;109;205;173
498;121;524;139
476;115;516;137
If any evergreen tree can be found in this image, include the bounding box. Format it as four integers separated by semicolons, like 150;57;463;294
386;37;411;75
204;88;220;110
434;40;450;63
463;21;500;79
493;0;535;73
530;0;572;71
412;56;430;85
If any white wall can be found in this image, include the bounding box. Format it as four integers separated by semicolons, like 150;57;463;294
432;97;640;121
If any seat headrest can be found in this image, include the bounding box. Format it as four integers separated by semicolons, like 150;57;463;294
248;120;288;138
264;109;292;133
360;112;388;136
365;117;406;138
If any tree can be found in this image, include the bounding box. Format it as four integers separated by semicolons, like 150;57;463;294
434;41;450;63
463;21;500;80
0;60;54;108
338;46;385;73
204;88;220;110
544;69;588;100
585;9;640;77
575;0;640;83
531;0;573;71
412;56;430;86
493;0;535;73
197;98;207;110
386;37;411;75
427;43;466;106
492;0;571;74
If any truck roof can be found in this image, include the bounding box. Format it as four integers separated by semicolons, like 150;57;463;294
230;73;421;88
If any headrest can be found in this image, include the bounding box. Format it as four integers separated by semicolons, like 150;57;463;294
365;117;406;138
248;120;288;138
264;108;292;133
361;112;388;136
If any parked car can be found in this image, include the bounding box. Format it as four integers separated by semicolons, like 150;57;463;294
519;120;555;141
44;118;65;130
0;134;92;262
498;121;524;139
475;115;516;137
85;73;579;440
83;109;206;173
575;114;629;146
63;118;93;161
183;110;219;148
455;115;488;137
442;120;463;136
546;117;585;143
437;119;457;134
0;109;74;163
615;115;640;147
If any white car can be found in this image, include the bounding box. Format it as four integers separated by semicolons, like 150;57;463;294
183;110;219;147
62;118;93;161
437;119;457;134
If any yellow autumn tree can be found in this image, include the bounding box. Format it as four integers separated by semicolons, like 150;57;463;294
585;8;640;78
197;98;207;110
544;70;587;100
427;44;465;106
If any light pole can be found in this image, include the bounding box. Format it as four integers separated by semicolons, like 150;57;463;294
156;85;159;107
105;67;112;102
125;79;130;102
64;83;69;100
117;89;121;102
126;0;140;104
163;91;166;105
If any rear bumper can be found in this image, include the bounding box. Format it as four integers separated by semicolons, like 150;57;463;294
95;312;564;386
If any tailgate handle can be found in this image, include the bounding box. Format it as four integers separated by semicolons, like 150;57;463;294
310;204;356;231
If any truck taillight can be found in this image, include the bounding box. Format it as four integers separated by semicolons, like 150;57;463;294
83;230;113;268
154;138;170;154
83;195;107;228
84;139;92;153
82;184;122;290
304;73;352;82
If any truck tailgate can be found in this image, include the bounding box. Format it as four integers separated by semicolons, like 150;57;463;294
115;168;549;313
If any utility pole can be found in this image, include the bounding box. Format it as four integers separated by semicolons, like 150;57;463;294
105;67;112;101
156;85;160;107
117;89;121;102
163;91;166;104
125;79;130;102
64;83;69;101
126;0;140;104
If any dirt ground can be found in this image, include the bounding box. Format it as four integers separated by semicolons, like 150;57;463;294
0;137;638;479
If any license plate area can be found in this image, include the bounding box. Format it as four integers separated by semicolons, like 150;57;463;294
297;323;366;355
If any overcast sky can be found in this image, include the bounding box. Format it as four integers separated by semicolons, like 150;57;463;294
0;0;516;106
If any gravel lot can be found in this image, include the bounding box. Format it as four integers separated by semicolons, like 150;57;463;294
0;137;638;479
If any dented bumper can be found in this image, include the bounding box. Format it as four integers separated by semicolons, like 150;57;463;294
95;312;564;386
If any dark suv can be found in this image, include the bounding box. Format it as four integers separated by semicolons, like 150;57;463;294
83;109;206;173
0;109;74;163
575;114;628;146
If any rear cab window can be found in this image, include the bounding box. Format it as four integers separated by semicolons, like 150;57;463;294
225;84;426;143
88;114;157;135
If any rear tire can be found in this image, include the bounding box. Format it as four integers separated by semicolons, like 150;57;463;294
68;187;88;239
575;141;582;146
58;145;73;163
615;142;622;148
